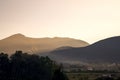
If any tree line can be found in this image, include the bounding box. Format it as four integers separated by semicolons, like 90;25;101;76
0;51;69;80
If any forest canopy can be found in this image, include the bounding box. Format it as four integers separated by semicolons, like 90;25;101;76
0;51;68;80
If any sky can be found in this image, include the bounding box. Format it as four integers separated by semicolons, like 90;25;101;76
0;0;120;44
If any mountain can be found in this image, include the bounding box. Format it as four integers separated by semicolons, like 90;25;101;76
0;33;89;54
49;36;120;63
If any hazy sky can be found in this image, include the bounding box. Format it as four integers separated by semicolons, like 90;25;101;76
0;0;120;43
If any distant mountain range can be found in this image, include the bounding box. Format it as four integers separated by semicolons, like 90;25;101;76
0;33;89;54
48;36;120;64
1;34;120;64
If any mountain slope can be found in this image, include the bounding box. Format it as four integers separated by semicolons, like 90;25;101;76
0;33;89;54
49;36;120;63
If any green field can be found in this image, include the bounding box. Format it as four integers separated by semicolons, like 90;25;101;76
66;72;120;80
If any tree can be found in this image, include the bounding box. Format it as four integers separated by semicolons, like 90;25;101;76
0;53;9;80
52;64;69;80
0;51;69;80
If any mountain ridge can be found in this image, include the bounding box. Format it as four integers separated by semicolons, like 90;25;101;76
0;33;89;54
49;36;120;64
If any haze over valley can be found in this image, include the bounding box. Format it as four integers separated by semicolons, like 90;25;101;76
0;0;120;80
0;34;120;65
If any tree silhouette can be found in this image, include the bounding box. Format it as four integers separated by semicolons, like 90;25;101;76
0;53;9;80
0;51;69;80
52;64;69;80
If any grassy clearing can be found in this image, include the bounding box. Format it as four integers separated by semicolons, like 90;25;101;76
66;72;120;80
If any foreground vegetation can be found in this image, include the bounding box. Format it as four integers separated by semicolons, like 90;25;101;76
0;51;120;80
0;51;68;80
